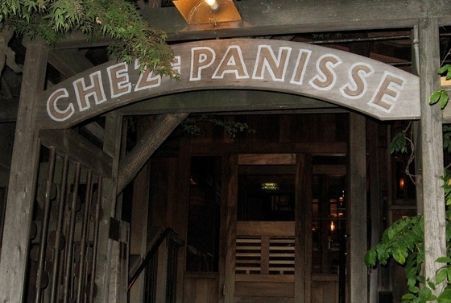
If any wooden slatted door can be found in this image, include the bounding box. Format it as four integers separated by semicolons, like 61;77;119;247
222;154;311;303
235;221;296;301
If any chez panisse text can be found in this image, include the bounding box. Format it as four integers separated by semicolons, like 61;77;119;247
46;43;407;122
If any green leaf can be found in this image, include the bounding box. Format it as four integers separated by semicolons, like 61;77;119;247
431;90;442;105
437;268;448;284
394;248;406;265
438;289;451;303
365;249;377;267
439;65;450;75
439;90;450;110
437;257;451;264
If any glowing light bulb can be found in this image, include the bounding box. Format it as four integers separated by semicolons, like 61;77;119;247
330;221;336;232
205;0;219;10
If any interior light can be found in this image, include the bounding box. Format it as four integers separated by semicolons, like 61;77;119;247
205;0;219;11
261;182;279;192
399;177;406;190
330;221;336;232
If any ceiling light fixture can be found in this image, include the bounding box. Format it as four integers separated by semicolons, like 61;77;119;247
172;0;241;25
205;0;219;11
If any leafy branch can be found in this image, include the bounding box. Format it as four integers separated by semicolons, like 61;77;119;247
368;61;451;302
182;115;255;139
0;0;175;76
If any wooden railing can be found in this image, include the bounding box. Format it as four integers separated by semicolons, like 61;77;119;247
128;228;184;303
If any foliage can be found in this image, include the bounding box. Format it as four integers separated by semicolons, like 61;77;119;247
367;62;451;302
0;0;175;76
182;115;255;139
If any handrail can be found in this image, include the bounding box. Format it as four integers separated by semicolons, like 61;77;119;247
128;228;184;291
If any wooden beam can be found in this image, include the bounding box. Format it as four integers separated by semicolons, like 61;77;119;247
0;41;48;303
367;120;382;303
348;113;368;303
418;18;446;286
47;49;105;142
139;0;451;42
116;113;188;194
48;49;94;78
39;129;112;176
120;90;338;116
95;112;124;303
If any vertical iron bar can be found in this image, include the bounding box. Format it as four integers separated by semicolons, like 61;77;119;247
63;162;81;303
89;179;102;303
76;171;93;303
35;147;57;303
50;156;69;303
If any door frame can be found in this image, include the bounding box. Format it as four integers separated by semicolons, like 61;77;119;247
219;153;312;303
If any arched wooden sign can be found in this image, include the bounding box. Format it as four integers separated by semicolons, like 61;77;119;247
38;39;420;129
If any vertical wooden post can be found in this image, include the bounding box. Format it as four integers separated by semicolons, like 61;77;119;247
0;40;47;303
220;154;238;303
173;140;191;303
94;112;124;303
367;120;382;303
295;153;312;303
412;25;424;214
348;113;368;303
418;18;446;285
129;119;152;303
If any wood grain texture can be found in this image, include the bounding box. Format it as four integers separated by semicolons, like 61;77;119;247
0;41;48;303
348;113;368;303
116;113;188;194
39;129;112;176
418;18;446;286
94;112;124;303
39;39;420;129
129;1;451;42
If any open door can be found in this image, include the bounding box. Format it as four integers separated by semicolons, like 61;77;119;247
221;154;312;303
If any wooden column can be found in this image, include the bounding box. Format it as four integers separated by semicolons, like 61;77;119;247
412;25;424;214
220;154;238;303
0;41;47;303
129;118;152;303
94;112;125;303
418;18;446;285
348;113;368;303
367;120;382;303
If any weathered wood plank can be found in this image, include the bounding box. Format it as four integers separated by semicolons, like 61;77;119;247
0;41;48;303
220;154;238;303
140;0;451;42
116;113;188;194
367;120;382;303
39;129;112;176
418;18;446;287
120;91;340;116
94;112;124;303
295;154;312;303
348;113;368;303
190;142;347;156
129;118;152;303
39;39;420;129
48;49;94;79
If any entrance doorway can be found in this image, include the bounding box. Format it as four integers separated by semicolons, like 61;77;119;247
222;153;346;303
